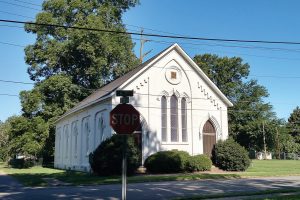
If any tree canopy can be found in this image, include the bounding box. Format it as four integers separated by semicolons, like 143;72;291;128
287;106;300;144
193;54;277;151
3;0;139;162
25;0;139;89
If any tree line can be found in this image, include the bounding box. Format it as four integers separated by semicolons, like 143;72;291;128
0;0;299;163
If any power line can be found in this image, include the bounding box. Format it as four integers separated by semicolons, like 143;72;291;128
125;25;300;53
0;10;35;19
2;19;300;45
144;37;300;53
0;78;298;106
2;15;300;53
0;1;40;11
248;75;300;79
0;93;19;97
0;10;297;52
13;0;41;7
0;79;33;84
0;88;296;113
2;34;300;61
0;24;24;29
147;39;300;61
0;41;25;47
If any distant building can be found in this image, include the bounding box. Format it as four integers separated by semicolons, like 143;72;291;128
54;44;233;171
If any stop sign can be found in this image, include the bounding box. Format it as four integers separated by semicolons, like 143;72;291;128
110;104;140;134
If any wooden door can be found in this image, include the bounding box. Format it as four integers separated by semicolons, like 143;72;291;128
203;120;216;156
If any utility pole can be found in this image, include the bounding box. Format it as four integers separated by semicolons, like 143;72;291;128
262;121;267;159
139;28;152;63
276;127;280;159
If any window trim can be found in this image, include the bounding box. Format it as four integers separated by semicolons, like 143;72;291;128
181;97;187;142
161;95;167;142
170;94;179;142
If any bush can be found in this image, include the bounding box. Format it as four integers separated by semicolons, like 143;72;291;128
89;134;141;176
8;157;34;169
212;139;250;171
186;154;212;172
144;150;190;173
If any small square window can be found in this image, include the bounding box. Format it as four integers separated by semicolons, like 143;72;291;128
171;71;177;79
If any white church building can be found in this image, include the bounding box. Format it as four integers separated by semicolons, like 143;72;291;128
54;44;233;171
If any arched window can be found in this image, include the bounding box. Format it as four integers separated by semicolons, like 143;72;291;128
161;96;167;142
64;125;69;159
84;121;90;154
72;122;78;158
170;94;178;142
181;98;187;142
98;116;105;142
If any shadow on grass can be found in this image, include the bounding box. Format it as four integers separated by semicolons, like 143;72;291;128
9;170;241;187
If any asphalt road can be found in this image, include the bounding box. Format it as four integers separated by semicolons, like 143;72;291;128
1;173;300;200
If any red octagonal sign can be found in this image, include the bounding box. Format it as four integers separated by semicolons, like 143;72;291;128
110;104;140;134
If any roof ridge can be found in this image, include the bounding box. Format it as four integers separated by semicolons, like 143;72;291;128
55;44;175;122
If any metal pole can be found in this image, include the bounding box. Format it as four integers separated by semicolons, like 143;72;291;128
122;135;127;200
262;121;267;159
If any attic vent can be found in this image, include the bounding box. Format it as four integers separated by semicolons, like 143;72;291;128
171;71;177;79
165;66;182;85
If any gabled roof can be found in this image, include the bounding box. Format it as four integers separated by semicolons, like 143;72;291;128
56;46;167;122
56;43;233;123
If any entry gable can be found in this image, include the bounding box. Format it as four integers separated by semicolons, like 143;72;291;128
118;43;233;107
56;43;232;123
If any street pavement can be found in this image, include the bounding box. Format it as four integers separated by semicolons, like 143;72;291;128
1;173;300;200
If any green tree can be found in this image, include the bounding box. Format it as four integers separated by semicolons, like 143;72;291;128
0;120;9;161
194;54;249;101
6;0;139;162
6;116;49;158
193;54;276;151
25;0;139;89
19;75;86;160
287;106;300;144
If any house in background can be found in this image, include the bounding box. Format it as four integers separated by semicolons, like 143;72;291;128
54;44;233;172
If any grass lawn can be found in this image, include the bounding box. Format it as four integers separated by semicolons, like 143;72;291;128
240;160;300;177
0;163;239;186
0;160;299;187
258;194;300;200
178;189;300;200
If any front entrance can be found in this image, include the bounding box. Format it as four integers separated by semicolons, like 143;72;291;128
203;120;216;156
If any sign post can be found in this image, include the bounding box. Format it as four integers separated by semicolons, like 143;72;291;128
110;90;140;200
122;135;127;200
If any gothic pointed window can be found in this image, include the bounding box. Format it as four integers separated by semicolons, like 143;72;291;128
85;120;90;155
170;94;178;142
161;96;167;142
64;125;69;159
181;98;187;142
72;122;78;158
98;116;105;142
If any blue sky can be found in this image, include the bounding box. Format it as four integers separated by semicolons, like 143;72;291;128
1;0;300;122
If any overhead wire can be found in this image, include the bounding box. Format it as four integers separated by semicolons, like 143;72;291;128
0;10;35;19
2;19;300;45
0;10;298;117
0;93;19;97
0;11;299;52
0;1;41;11
1;11;300;53
12;0;41;7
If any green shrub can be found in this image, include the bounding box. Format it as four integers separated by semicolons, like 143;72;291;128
89;134;141;176
212;139;251;171
144;150;190;173
186;154;212;172
8;157;34;169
